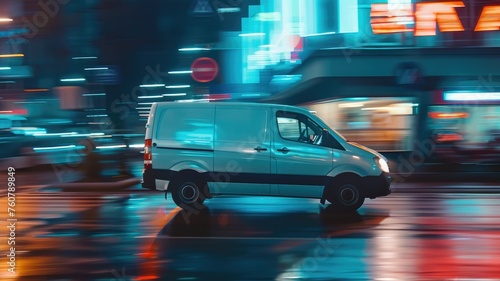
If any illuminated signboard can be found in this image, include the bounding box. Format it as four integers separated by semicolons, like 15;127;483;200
371;2;500;36
444;92;500;102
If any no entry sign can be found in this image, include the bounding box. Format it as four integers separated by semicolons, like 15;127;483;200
191;57;219;83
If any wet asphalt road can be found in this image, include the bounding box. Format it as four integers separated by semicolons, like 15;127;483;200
1;184;500;281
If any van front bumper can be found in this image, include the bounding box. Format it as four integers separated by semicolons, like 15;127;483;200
362;172;392;199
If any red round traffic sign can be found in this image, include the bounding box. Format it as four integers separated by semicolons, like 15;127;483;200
191;57;219;83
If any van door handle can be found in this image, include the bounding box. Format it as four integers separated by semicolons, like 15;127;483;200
277;147;289;153
153;142;157;147
254;146;267;152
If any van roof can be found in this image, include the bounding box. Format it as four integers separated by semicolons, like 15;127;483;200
153;101;309;113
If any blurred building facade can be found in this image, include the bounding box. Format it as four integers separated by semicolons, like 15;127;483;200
0;0;499;164
215;0;500;163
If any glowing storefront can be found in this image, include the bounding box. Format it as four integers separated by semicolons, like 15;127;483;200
238;0;500;160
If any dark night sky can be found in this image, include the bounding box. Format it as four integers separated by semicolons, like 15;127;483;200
96;0;195;129
98;0;192;66
17;0;248;129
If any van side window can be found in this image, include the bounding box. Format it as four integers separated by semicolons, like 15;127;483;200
155;108;215;150
276;111;323;145
216;107;267;143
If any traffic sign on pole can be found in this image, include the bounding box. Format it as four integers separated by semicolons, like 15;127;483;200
190;0;215;16
191;57;219;83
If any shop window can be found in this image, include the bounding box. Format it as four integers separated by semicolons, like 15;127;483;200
301;97;418;151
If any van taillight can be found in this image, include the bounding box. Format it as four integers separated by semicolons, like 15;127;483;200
144;139;152;170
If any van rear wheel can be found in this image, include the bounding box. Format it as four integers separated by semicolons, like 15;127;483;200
326;180;365;212
171;176;208;210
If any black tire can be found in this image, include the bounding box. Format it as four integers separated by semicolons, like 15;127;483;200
171;175;208;210
325;179;365;212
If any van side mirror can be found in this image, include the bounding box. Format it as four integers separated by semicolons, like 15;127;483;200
322;129;329;141
321;129;331;146
322;129;345;151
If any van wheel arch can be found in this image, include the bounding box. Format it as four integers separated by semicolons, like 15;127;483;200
170;170;212;210
322;173;365;211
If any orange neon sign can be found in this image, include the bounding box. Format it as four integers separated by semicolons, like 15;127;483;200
428;112;469;119
475;6;500;31
436;133;463;142
371;4;414;34
414;1;465;36
371;2;500;36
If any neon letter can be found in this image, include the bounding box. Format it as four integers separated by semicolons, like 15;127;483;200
370;4;414;34
475;6;500;31
415;1;465;36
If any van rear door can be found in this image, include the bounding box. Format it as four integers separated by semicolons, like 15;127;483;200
152;105;215;171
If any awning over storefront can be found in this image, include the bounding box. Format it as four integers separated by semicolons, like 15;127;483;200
265;47;500;104
264;76;431;105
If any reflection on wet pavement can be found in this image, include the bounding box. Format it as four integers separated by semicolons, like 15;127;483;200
0;192;499;280
148;203;389;281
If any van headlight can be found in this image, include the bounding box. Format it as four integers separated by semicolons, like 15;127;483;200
374;157;390;173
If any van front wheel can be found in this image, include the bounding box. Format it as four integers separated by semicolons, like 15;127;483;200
171;178;207;210
326;181;365;211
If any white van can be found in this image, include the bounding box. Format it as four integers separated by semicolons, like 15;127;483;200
142;102;391;211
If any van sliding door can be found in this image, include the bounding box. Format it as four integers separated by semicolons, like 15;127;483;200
213;106;271;195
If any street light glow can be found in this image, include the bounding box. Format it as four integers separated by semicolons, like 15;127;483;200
61;78;86;82
85;67;108;71
83;93;106;96
179;47;210;52
162;93;187;97
72;56;98;60
165;85;190;89
140;84;165;88
0;54;24;58
138;95;163;99
168;70;193;74
239;33;266;37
